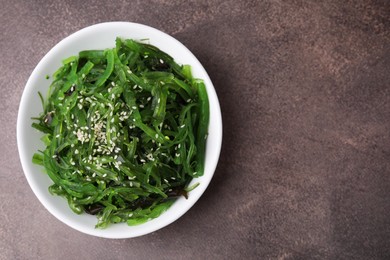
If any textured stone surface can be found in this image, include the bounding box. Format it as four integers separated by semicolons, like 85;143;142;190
1;0;389;259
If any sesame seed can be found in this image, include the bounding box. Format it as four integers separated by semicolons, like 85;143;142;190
164;179;168;183
75;149;79;154
147;97;151;101
111;94;115;99
158;98;161;104
58;96;64;100
159;59;164;64
133;85;137;89
180;124;185;128
111;82;115;86
132;106;137;109
92;173;96;177
86;166;91;170
78;104;83;110
71;114;74;119
155;134;158;138
171;177;176;180
139;104;144;108
111;118;115;123
71;144;75;147
178;144;181;148
140;159;146;163
103;174;107;177
52;155;57;158
128;213;133;217
82;73;86;78
56;134;60;138
186;99;191;102
127;70;132;74
175;153;180;157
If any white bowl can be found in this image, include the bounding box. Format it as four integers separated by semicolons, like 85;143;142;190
17;22;222;239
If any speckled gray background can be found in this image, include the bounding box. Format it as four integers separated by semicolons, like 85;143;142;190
1;0;390;259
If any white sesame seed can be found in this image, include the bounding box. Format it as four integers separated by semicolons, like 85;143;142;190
52;155;57;158
133;85;137;89
139;104;144;108
58;96;64;100
147;97;151;101
86;166;91;170
132;106;137;109
71;144;75;147
82;73;85;78
186;99;191;102
164;179;168;183
111;118;115;123
140;159;146;163
103;174;107;177
155;134;158;138
92;173;96;177
127;70;132;74
55;134;60;138
75;149;79;154
111;82;115;86
159;59;164;64
78;104;83;110
178;144;181;148
128;213;133;217
158;98;160;104
111;94;115;99
180;124;185;128
175;153;180;157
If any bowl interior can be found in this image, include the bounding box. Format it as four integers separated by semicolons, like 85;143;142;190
17;22;222;238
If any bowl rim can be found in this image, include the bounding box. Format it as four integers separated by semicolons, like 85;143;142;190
17;21;222;238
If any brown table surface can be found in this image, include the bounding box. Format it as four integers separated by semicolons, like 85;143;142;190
1;1;389;259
